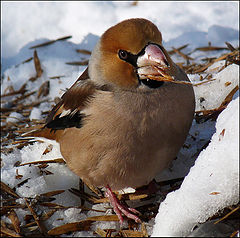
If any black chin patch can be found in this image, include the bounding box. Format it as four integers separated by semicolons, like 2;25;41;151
141;79;164;88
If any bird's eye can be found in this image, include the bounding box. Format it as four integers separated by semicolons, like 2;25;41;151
118;50;128;60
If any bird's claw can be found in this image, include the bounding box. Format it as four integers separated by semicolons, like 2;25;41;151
105;185;142;225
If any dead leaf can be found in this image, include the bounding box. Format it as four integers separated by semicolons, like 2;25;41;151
37;81;50;98
40;190;65;197
210;192;220;195
21;57;33;64
47;220;92;236
195;85;239;123
29;76;37;82
230;230;240;237
214;206;240;224
29;36;72;49
24;198;47;235
42;144;53;155
121;229;145;237
4;83;15;95
42;170;54;175
193;50;238;73
37;163;48;169
39;202;66;208
76;49;91;55
95;227;107;237
141;222;148;237
19;158;65;166
220;85;239;108
84;181;103;198
86;215;119;222
195;46;228;51
225;42;236;52
171;47;193;60
65;60;89;66
168;44;189;55
219;129;226;141
1;181;20;198
1;220;22;237
128;193;148;201
34;50;43;78
94;192;148;204
225;81;231;86
15;169;23;180
8;210;21;234
1;87;27;98
49;75;66;79
14;178;30;189
24;214;34;223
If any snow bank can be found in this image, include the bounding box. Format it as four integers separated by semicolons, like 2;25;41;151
192;62;239;111
152;96;239;237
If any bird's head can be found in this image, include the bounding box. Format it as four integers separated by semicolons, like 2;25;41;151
89;18;176;90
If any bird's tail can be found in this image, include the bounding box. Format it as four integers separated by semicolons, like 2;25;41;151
20;126;61;144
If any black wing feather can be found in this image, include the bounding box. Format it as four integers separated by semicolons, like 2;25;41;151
45;113;85;130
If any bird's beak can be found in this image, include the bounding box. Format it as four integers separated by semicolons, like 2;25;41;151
137;44;172;81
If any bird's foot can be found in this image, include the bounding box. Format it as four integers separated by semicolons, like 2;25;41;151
105;185;141;225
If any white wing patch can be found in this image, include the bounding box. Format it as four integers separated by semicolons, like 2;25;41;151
59;109;71;118
59;108;80;118
70;108;79;116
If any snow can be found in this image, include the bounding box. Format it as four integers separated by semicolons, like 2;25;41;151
1;1;239;237
191;62;239;111
29;108;42;121
2;1;239;69
6;112;24;123
152;97;239;237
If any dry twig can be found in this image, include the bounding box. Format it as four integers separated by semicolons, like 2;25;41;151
29;36;72;49
24;198;47;236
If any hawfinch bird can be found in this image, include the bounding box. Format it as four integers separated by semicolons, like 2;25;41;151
29;18;195;224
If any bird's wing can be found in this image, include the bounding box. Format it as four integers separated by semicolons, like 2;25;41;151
45;67;96;130
23;67;100;141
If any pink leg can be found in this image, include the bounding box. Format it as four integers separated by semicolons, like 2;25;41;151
105;185;141;225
